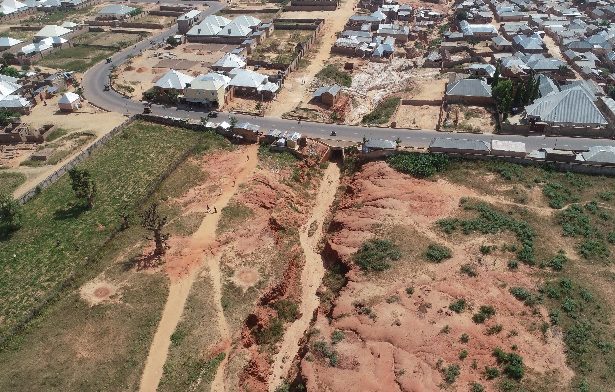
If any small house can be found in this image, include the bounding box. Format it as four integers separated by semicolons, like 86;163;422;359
57;92;80;111
312;85;341;107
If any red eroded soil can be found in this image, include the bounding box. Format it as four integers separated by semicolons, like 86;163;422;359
301;162;573;391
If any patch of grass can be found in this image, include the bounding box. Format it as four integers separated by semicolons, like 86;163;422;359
543;182;578;209
331;330;344;344
161;353;225;392
315;64;352;87
557;204;612;262
442;363;460;384
0;121;229;339
361;97;400;125
255;317;284;345
354;238;401;271
44;127;69;142
424;243;452;262
438;200;536;265
387;152;449;178
217;201;254;234
460;263;478;277
509;287;538;306
37;46;115;72
0;171;26;195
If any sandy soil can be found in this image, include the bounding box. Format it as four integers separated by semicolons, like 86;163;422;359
139;145;259;392
268;163;341;391
300;161;573;391
266;0;361;117
393;105;440;129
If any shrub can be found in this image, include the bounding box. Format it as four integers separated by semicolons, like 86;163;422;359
449;298;466;313
424;243;452;263
0;193;22;237
255;318;284;345
480;245;493;255
460;264;478;277
273;299;299;322
387;152;449;178
312;340;339;366
440;324;451;334
331;330;344;344
354;239;401;271
443;364;460;384
578;238;610;260
484;366;500;380
472;305;496;324
471;383;485;392
509;287;537;306
548;251;568;271
405;286;414;296
507;260;519;270
316;64;352;87
543;182;577;209
459;349;468;360
487;324;503;335
460;333;470;343
492;348;525;380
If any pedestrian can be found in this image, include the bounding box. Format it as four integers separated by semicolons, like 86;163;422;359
206;204;209;211
213;206;217;213
247;154;249;161
232;180;236;186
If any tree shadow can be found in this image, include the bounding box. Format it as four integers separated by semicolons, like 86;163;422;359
0;226;18;242
54;203;88;220
121;252;163;272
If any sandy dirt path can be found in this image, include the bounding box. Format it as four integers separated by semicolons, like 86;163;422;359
268;163;341;391
266;0;359;117
139;145;259;392
208;251;231;392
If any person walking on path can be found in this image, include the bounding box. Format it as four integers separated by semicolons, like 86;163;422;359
213;206;217;213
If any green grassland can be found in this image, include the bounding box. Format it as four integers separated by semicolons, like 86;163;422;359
0;120;231;391
0;120;228;340
0;171;26;195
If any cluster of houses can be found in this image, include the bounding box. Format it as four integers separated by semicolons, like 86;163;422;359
332;0;444;59
0;0;89;16
421;0;615;135
152;52;279;108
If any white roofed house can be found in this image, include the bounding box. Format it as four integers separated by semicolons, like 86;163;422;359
0;37;22;51
0;0;28;15
0;78;30;113
149;69;194;104
228;68;278;100
57;91;80;111
96;4;137;20
33;25;71;43
183;72;232;107
185;14;262;44
211;53;246;73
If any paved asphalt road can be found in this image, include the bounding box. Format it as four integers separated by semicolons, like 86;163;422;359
82;3;615;151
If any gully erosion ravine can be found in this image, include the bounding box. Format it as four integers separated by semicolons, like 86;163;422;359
139;145;259;392
268;163;341;391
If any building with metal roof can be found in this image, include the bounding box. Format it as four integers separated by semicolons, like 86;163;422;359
429;138;491;154
524;87;608;126
154;69;194;90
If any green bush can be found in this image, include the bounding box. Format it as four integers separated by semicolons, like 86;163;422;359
0;193;22;238
548;251;568;271
405;286;414;296
443;364;460;384
509;287;537;306
487;324;503;335
471;382;485;392
492;347;525;380
459;349;468;360
331;330;344;344
460;333;470;343
424;243;452;263
449;299;466;313
387;152;449;178
484;366;500;380
543;182;578;209
255;318;284;345
315;64;352;87
353;239;401;271
312;340;339;366
472;305;496;323
507;260;519;270
273;299;299;322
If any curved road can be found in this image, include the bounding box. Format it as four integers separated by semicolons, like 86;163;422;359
83;4;615;150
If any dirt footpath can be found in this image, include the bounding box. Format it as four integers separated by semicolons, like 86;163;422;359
266;0;359;117
139;145;259;392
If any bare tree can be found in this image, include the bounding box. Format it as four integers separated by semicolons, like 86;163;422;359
141;203;169;256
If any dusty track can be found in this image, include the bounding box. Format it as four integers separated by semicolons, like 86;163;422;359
268;163;341;390
139;145;259;392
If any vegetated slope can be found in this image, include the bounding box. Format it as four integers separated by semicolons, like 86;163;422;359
0;121;232;391
300;161;578;392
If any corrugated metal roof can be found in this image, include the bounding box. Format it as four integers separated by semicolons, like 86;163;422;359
446;78;492;97
525;87;607;125
430;138;490;151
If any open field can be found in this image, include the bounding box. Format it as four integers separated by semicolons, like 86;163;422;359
37;46;115;72
72;31;146;49
249;30;313;66
21;5;99;24
299;155;615;392
0;120;228;340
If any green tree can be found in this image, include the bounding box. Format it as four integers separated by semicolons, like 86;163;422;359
229;116;238;128
0;193;22;237
166;36;180;48
492;63;500;87
68;168;96;209
0;109;18;126
0;66;19;77
492;79;514;119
